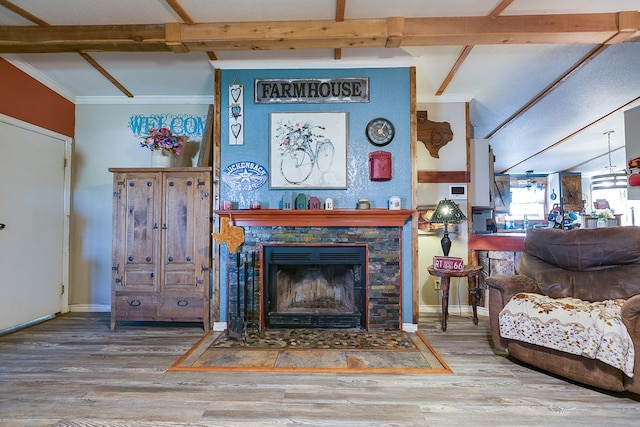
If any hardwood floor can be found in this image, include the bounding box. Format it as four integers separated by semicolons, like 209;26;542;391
1;312;639;426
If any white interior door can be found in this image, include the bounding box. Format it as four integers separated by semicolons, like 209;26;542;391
0;115;70;332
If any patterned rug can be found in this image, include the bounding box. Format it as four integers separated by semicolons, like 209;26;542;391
169;328;451;374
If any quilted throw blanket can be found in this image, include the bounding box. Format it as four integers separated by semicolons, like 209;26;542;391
499;293;634;377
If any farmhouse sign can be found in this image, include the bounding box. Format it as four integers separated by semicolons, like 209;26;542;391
255;77;369;104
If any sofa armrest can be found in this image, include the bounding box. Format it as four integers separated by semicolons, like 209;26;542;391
621;294;640;393
485;275;539;353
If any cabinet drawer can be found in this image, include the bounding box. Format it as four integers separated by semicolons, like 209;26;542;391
113;293;157;320
157;294;204;321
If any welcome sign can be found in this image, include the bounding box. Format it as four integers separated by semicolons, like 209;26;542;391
129;114;206;138
255;77;369;104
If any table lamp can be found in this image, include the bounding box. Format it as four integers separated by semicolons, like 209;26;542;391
429;198;467;256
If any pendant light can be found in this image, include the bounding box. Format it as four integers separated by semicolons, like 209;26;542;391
590;131;627;191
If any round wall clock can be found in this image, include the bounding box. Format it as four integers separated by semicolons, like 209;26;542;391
366;117;395;146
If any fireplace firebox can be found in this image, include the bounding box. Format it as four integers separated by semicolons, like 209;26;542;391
263;245;367;329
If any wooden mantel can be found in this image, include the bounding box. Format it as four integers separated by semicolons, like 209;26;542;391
213;209;414;227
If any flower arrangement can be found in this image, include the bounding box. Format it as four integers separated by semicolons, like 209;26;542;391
139;127;185;156
275;121;325;155
592;208;615;219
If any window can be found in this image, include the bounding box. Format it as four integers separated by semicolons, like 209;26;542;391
509;177;547;220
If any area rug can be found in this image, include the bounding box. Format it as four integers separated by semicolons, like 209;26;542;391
169;328;452;374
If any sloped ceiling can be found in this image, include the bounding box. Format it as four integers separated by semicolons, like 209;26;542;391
1;0;639;178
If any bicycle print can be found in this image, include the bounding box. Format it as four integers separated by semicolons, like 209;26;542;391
270;112;347;189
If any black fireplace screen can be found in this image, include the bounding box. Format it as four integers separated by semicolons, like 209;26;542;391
264;245;366;328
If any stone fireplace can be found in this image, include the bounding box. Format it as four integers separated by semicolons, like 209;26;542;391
218;209;412;331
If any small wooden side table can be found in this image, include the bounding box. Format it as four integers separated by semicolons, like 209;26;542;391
427;265;484;331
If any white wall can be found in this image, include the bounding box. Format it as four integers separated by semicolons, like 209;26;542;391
415;102;469;311
70;104;209;310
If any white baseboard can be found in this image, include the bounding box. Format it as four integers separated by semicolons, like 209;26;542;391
213;322;227;331
69;304;110;312
402;323;418;332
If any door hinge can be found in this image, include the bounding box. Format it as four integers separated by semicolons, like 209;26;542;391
61;284;65;295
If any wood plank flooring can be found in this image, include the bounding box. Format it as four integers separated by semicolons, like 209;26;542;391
1;312;639;426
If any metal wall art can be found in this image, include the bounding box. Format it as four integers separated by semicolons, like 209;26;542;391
269;111;348;189
229;79;244;145
222;161;268;191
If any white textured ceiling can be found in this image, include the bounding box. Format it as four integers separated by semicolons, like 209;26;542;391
1;0;639;178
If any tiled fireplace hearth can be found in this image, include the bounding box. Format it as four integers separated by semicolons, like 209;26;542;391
217;209;413;331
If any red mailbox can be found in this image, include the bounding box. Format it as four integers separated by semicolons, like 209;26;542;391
369;150;392;181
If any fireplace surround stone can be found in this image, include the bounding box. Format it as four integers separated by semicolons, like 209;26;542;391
217;209;413;331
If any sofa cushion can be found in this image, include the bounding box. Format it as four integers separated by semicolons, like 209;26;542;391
524;227;640;271
519;254;640;301
499;292;634;377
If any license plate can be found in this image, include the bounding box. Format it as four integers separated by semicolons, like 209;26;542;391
433;256;464;271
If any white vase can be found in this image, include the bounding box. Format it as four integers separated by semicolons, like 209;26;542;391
596;218;608;228
150;150;176;167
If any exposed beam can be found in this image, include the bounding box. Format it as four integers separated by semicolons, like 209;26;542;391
334;0;346;60
0;24;167;53
434;0;512;96
0;0;136;97
0;12;638;54
500;95;640;174
165;0;195;25
435;45;473;96
78;52;134;98
489;0;514;18
0;0;50;27
486;44;610;140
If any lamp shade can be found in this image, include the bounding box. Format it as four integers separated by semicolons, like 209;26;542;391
429;198;466;256
429;198;467;224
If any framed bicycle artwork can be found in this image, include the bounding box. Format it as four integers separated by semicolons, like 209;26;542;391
269;111;348;189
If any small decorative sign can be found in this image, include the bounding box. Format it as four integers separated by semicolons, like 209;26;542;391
433;256;464;272
229;79;244;145
255;77;369;104
222;161;268;191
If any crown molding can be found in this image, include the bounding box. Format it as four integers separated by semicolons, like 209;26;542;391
74;95;214;105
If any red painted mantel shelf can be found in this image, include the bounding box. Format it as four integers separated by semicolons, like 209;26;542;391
214;209;414;227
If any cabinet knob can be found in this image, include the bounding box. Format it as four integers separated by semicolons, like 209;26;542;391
177;300;188;307
168;256;174;262
128;256;133;262
128;299;141;306
146;257;151;262
186;256;191;262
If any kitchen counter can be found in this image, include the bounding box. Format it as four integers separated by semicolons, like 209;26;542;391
469;233;526;252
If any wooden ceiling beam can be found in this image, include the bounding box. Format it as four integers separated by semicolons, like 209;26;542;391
0;0;50;27
0;13;637;54
334;0;346;60
0;24;167;53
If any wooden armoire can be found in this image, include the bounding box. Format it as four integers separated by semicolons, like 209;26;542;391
109;167;212;331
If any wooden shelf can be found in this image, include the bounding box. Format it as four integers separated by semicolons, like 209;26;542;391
213;209;414;227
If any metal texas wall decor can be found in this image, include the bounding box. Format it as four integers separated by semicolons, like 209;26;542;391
417;111;454;158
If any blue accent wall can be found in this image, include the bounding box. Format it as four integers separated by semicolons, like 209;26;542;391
219;67;414;325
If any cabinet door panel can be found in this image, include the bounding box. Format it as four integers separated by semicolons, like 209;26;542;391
164;270;196;289
122;174;160;291
163;175;196;268
123;270;156;287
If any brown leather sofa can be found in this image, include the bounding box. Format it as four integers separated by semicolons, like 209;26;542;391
486;226;640;393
